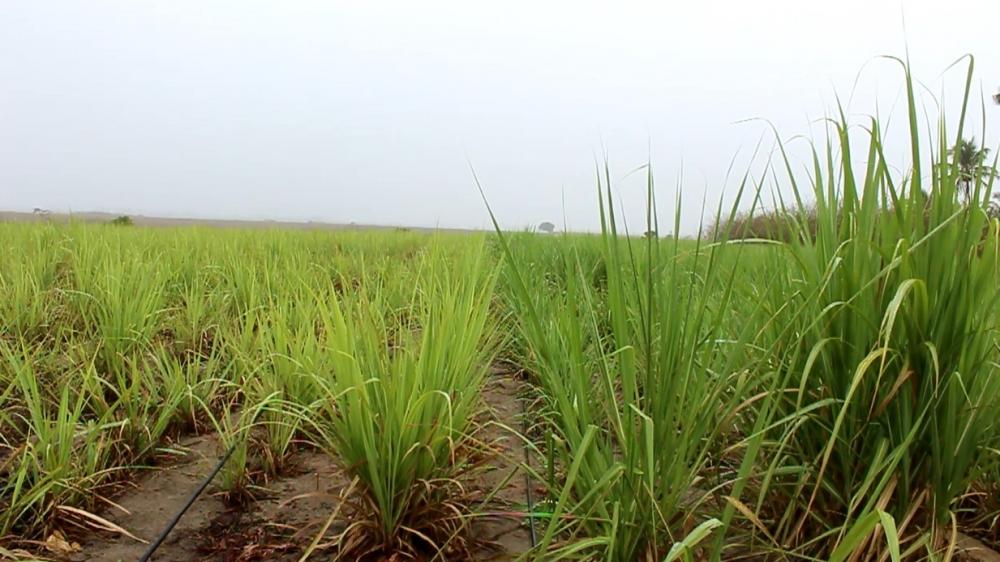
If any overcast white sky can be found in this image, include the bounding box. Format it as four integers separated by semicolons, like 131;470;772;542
1;1;997;234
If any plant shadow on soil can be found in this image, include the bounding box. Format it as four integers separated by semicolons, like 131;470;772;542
71;369;533;562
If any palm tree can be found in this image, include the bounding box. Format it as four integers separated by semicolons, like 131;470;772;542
948;137;993;200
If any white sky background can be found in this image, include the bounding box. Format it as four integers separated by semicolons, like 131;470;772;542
1;1;997;234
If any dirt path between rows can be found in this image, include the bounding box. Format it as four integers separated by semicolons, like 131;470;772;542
475;366;534;559
75;368;533;562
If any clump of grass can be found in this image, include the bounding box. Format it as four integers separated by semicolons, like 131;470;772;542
308;243;498;559
251;296;322;476
0;225;65;342
205;396;272;506
483;167;767;561
747;56;1000;558
0;340;120;538
66;237;166;376
148;343;230;433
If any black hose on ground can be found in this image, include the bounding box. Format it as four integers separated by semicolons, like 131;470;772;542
137;442;238;562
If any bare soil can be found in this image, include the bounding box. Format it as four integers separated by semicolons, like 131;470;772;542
474;368;535;559
68;369;532;562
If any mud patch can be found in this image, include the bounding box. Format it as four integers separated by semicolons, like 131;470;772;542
188;510;296;562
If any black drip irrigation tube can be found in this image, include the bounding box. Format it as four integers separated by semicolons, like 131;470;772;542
137;442;238;562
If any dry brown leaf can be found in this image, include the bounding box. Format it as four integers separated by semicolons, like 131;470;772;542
43;530;81;554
